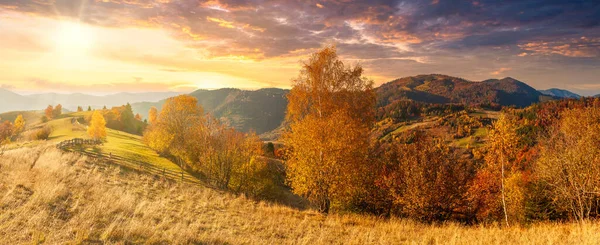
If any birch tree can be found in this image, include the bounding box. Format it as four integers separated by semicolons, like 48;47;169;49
283;45;376;213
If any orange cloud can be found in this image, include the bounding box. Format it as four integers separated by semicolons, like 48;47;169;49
200;0;255;12
206;17;235;29
519;38;600;58
206;16;265;33
491;67;511;75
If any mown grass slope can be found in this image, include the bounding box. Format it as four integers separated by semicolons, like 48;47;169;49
1;145;599;244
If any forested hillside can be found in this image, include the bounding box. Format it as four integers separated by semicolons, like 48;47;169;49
377;74;552;108
132;88;288;134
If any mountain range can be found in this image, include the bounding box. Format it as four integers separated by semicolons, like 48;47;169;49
133;74;561;135
0;89;182;113
538;88;581;99
1;74;588;136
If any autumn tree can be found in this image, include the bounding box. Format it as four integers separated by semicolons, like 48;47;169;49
536;107;600;222
53;104;62;118
148;106;158;124
0;121;12;156
0;121;13;144
471;113;521;226
77;106;83;112
283;45;376;213
45;105;54;119
121;103;136;132
229;131;272;196
135;113;142;121
12;114;25;138
143;95;206;167
87;110;107;140
376;133;475;221
201;121;259;189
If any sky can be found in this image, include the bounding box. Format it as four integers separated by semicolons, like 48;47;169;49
0;0;599;95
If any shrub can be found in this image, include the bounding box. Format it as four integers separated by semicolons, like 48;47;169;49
30;126;52;140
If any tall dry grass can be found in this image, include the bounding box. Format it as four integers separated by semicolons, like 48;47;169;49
1;145;599;244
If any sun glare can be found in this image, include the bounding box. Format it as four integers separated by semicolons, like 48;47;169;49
52;21;95;56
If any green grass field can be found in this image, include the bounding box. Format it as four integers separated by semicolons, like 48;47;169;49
37;112;189;177
47;118;88;141
453;127;488;148
469;109;500;119
91;128;183;172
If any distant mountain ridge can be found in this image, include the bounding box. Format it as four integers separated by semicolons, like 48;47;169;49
0;89;182;113
1;74;569;136
376;74;552;108
538;88;581;99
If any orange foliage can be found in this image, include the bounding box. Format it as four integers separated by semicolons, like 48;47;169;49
283;46;376;213
148;106;158;124
44;105;54;119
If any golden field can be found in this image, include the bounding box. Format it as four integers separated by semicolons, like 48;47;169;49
1;145;599;245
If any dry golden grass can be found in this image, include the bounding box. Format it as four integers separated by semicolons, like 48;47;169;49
1;145;599;244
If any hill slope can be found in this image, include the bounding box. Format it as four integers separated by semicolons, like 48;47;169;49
132;88;289;134
377;74;550;108
1;146;599;244
538;88;581;99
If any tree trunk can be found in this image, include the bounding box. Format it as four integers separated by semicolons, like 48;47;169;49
319;197;331;214
501;153;509;227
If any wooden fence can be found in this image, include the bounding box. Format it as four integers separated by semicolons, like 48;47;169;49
57;138;201;185
57;138;102;149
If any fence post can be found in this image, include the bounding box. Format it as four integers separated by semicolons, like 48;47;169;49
181;171;184;182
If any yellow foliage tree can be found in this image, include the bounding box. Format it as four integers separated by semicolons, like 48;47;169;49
13;114;25;137
87;110;107;140
283;45;376;213
536;107;600;222
148;106;158;124
142;96;273;197
143;95;205;167
484;112;519;226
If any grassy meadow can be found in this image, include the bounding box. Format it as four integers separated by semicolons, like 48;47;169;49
17;111;186;174
1;145;600;244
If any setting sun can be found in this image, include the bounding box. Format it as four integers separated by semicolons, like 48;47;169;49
52;21;95;56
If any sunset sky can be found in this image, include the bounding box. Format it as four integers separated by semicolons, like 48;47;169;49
0;0;599;95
